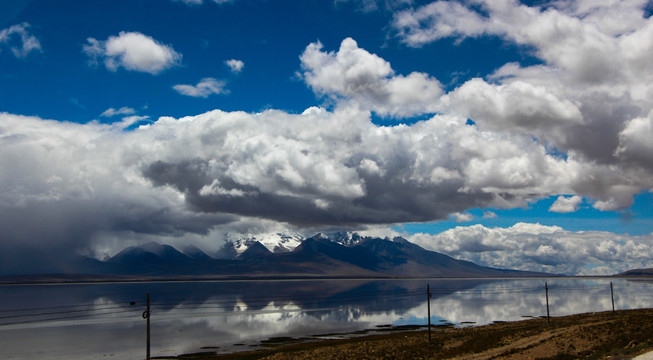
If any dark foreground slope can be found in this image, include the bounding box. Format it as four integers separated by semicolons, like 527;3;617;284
183;309;653;360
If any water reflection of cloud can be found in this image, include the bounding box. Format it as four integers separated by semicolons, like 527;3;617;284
2;279;653;359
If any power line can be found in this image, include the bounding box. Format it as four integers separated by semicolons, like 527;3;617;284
0;307;141;327
0;303;133;320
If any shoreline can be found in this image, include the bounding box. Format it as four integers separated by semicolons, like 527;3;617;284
2;274;647;286
166;308;653;359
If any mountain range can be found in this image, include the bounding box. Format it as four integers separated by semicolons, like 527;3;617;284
0;233;548;279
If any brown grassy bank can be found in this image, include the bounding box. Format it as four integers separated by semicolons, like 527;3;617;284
164;308;653;360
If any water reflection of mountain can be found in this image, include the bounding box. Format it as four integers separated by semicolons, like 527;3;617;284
81;278;653;323
0;278;493;327
5;278;650;327
2;278;653;360
91;279;493;316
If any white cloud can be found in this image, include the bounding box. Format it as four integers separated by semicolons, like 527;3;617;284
483;211;497;219
451;212;473;222
408;223;653;275
225;59;244;73
441;78;583;138
0;100;581;255
0;23;41;58
173;78;228;98
549;195;582;213
616;109;653;169
549;0;649;36
114;115;150;129
388;0;653;210
299;37;442;117
83;32;181;74
100;107;136;117
392;1;488;45
199;179;248;197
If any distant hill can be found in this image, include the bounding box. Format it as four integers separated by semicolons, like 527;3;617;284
617;268;653;277
0;234;549;280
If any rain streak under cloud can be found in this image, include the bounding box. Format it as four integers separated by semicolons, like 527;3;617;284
1;0;653;275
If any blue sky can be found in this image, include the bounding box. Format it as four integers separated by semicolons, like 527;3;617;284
2;0;653;275
1;0;539;122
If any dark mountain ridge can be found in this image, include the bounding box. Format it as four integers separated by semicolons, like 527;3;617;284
617;268;653;277
0;235;550;279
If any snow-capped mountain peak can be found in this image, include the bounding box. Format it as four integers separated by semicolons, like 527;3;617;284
326;232;364;246
253;232;303;253
219;232;304;258
217;231;369;259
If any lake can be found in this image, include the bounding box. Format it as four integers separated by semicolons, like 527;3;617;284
1;277;652;359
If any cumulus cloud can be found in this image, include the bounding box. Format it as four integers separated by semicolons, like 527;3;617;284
299;37;442;117
225;59;244;73
549;195;582;213
441;78;583;138
100;106;136;117
0;23;41;58
408;223;653;275
0;102;580;261
390;0;653;211
616;109;653;169
392;1;488;44
83;32;181;74
173;78;228;98
0;113;235;262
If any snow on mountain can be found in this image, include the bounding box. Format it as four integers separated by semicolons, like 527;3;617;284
216;231;374;259
324;232;365;246
218;232;304;258
257;232;304;253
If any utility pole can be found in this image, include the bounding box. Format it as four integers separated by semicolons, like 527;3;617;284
143;293;151;360
610;281;615;313
545;282;550;324
427;284;432;342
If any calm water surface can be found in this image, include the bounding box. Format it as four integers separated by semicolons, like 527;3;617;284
1;277;652;359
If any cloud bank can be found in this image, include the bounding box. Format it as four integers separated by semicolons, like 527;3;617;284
390;0;653;210
408;223;653;275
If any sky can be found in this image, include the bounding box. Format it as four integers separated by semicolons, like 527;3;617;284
1;0;653;275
